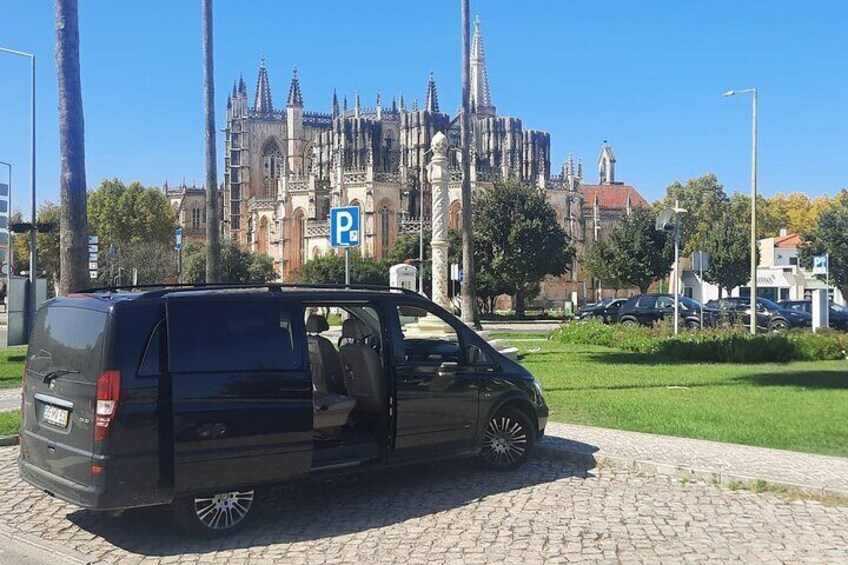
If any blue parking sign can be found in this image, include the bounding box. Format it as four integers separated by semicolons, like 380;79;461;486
329;206;360;248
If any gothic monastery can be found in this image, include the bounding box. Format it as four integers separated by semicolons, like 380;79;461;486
182;17;648;304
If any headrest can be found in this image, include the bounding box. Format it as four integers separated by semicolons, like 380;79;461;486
341;318;368;340
306;314;330;333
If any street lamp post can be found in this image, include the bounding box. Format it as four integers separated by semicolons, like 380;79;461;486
723;88;758;335
1;46;37;336
0;161;10;311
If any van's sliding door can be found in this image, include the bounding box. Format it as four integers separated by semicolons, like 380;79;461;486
165;295;312;495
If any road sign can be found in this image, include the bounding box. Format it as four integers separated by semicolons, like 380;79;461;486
88;234;99;280
329;206;360;248
813;255;828;275
175;227;183;251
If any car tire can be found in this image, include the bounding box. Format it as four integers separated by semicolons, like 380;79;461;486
620;317;637;327
480;406;535;471
769;319;790;332
685;320;701;330
172;488;257;537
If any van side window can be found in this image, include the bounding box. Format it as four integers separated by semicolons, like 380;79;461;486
394;304;461;363
168;301;301;374
138;320;165;377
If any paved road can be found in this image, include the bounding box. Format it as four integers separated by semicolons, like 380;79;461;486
1;445;846;563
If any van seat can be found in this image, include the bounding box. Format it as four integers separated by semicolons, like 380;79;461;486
314;393;356;430
306;314;346;395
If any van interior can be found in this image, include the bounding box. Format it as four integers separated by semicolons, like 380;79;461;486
306;304;387;470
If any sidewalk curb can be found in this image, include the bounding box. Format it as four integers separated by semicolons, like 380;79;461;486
0;434;19;447
0;523;97;564
535;442;848;500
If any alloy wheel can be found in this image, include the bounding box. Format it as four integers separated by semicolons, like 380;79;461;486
482;415;528;466
193;490;254;530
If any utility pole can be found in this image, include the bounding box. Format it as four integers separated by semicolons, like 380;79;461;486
202;0;221;282
459;0;480;328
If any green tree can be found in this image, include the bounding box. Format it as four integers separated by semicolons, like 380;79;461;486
11;204;61;289
702;204;753;296
183;239;276;284
88;179;176;247
603;208;673;294
799;191;848;298
584;239;624;295
663;173;728;254
296;253;388;287
473;181;573;316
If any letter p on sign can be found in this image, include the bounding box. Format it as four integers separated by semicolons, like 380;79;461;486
329;206;360;248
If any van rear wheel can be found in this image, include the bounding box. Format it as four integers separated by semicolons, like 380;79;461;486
480;406;535;471
173;489;256;537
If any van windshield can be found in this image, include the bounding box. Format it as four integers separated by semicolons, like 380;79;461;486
28;306;108;382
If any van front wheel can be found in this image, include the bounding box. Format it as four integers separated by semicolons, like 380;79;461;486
480;407;535;471
173;489;256;537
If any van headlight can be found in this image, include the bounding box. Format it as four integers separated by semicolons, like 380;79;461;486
533;378;544;398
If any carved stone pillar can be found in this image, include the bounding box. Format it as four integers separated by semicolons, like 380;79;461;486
428;132;450;310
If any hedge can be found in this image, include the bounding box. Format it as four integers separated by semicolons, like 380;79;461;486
551;319;848;363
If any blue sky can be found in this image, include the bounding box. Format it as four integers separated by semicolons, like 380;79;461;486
1;0;847;217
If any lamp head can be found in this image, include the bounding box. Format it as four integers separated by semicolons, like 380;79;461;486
722;90;736;97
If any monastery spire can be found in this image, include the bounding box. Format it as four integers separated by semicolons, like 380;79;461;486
253;57;273;113
332;89;340;118
424;72;440;113
471;16;495;115
286;67;303;107
238;74;246;95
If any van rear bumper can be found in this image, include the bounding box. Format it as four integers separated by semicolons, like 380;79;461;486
18;457;106;509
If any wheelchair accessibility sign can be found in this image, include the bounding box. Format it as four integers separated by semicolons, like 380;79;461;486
329;206;360;248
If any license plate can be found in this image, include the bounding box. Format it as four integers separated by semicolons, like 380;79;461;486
42;405;70;428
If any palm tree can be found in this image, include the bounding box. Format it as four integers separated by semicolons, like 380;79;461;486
55;0;89;294
202;0;221;282
459;0;480;327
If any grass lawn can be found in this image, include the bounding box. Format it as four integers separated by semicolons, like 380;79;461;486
0;410;21;437
499;336;848;457
0;346;26;389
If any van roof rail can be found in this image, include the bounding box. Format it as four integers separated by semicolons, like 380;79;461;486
77;282;422;298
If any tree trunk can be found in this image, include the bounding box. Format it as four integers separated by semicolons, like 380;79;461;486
202;0;221;282
459;0;480;328
55;0;89;295
514;290;526;318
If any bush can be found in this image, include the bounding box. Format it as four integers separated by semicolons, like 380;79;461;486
552;319;848;363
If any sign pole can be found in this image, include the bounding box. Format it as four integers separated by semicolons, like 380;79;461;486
178;247;183;284
345;247;350;287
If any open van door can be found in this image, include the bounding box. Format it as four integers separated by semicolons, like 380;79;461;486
165;294;313;495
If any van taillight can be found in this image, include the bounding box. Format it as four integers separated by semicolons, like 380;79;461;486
95;370;121;442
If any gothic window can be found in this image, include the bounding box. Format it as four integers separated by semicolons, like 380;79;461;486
262;140;283;199
379;203;394;258
449;201;462;230
292;208;306;271
191;208;201;229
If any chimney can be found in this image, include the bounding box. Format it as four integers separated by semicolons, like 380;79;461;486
779;228;787;237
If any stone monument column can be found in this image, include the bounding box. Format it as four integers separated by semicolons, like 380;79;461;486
428;132;450;310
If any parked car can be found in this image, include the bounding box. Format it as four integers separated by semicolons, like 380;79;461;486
778;299;848;331
19;284;548;537
704;296;812;331
616;293;715;329
574;297;627;324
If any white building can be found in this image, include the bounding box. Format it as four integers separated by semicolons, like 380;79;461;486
677;230;845;306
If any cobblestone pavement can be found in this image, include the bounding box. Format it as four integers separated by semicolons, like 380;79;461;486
1;446;847;563
0;388;21;412
545;423;848;496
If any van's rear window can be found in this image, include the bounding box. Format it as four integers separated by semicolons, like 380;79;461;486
29;306;108;381
167;301;301;374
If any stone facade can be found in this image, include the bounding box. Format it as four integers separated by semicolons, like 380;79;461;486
165;181;209;245
218;17;647;304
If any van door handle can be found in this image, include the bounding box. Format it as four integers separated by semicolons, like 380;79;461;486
438;362;459;377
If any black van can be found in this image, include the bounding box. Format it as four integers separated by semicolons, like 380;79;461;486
19;284;547;536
